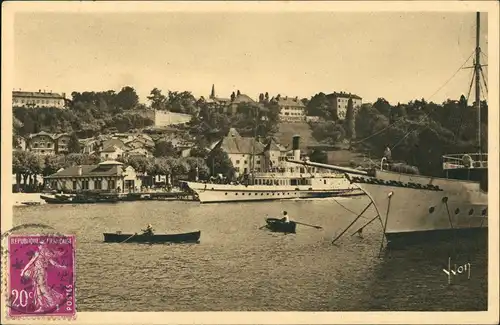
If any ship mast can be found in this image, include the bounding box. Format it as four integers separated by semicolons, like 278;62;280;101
475;12;482;154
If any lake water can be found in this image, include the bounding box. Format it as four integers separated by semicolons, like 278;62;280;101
12;196;487;311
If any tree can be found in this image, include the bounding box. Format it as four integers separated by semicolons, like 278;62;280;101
154;140;178;158
307;92;333;119
184;157;209;180
147;88;167;110
373;98;392;117
345;98;356;140
151;157;172;187
114;86;139;110
12;151;45;191
310;121;346;144
171;158;189;179
124;155;152;174
309;150;328;164
189;146;209;159
206;147;234;178
166;91;197;114
64;153;100;168
67;133;81;153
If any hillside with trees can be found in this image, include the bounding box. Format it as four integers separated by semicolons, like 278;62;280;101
306;95;488;176
13;85;488;181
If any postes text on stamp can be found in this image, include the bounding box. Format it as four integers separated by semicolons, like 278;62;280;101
7;234;76;318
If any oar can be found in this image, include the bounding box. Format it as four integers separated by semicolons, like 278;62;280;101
294;221;322;229
120;233;137;243
259;216;270;229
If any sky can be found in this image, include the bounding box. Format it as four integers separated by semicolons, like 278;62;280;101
13;10;489;105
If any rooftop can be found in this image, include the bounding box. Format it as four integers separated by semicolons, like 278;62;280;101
13;90;66;99
45;163;125;178
217;128;266;154
276;96;305;107
28;131;70;140
326;92;362;100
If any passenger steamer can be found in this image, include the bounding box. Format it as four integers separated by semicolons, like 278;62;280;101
286;12;489;247
186;137;364;203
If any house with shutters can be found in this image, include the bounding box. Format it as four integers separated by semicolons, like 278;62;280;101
276;96;306;122
26;132;71;155
211;128;266;176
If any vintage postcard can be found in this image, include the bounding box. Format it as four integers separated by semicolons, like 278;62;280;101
1;1;498;324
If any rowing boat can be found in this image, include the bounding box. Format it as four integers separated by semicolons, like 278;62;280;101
103;231;201;244
265;218;297;234
40;195;119;204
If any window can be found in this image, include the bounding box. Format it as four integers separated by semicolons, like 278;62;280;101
72;181;77;190
235;160;240;164
82;180;89;190
108;179;116;190
244;160;247;164
94;180;102;190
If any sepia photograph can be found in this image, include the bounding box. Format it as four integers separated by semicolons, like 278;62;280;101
1;1;498;324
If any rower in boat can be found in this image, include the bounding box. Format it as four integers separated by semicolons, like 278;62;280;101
142;224;154;236
281;211;290;223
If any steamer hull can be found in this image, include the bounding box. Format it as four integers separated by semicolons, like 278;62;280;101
352;179;487;246
186;179;364;204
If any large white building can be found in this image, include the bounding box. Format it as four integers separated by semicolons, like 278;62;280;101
326;92;362;120
211;128;303;176
13;90;67;109
276;96;306;122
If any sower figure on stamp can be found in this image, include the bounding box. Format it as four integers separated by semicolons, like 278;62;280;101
20;239;67;313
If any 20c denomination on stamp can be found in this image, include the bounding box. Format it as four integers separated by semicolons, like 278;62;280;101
6;234;76;319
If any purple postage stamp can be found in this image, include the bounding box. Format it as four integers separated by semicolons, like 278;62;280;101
7;234;76;318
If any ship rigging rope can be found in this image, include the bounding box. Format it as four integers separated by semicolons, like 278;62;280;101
480;81;488;105
355;50;476;147
332;198;372;220
479;68;488;94
389;50;479;150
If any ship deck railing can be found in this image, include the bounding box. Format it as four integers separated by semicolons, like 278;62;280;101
442;153;488;170
252;171;343;178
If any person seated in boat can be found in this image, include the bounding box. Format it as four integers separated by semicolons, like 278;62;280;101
281;211;290;223
142;224;154;236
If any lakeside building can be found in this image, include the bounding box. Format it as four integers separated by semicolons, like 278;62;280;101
26;132;71;155
13;90;67;109
45;160;141;192
326;91;362;120
211;128;306;176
